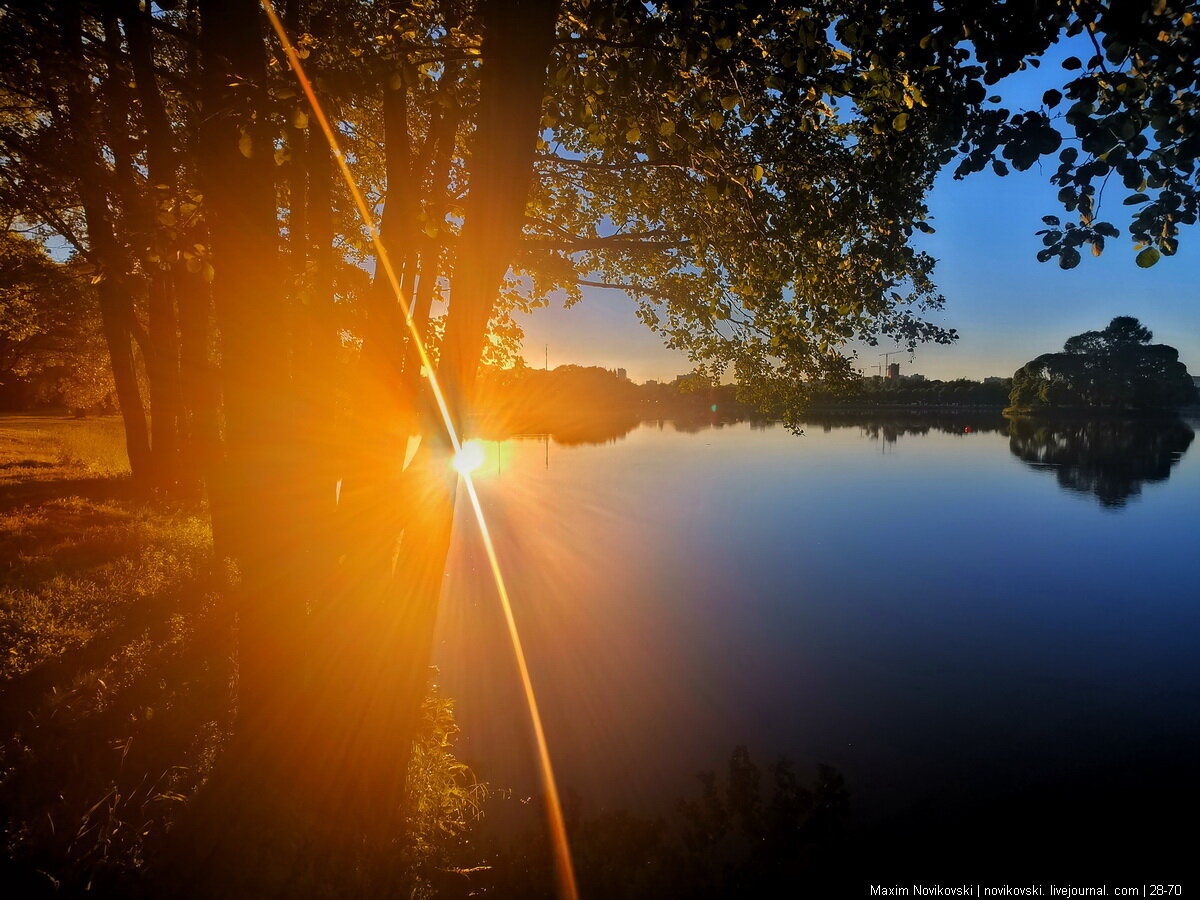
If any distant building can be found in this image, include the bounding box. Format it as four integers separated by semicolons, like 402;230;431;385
616;368;628;381
983;376;1006;385
907;373;926;383
886;362;900;380
645;380;658;386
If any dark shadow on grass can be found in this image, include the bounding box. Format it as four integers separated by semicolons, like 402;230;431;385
0;475;135;516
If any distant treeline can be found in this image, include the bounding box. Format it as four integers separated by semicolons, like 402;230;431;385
474;365;755;436
806;375;1013;409
470;365;1013;435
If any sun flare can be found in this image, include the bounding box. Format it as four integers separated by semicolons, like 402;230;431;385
453;439;487;475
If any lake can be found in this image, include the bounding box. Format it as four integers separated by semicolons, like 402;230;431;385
434;413;1200;881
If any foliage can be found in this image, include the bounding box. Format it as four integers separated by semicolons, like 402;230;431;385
899;1;1200;269
521;0;961;404
1;1;1200;441
1009;316;1198;411
0;233;111;410
404;689;490;882
806;374;1012;408
474;363;764;439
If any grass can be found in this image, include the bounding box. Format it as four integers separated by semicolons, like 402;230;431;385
0;415;230;895
0;414;130;482
0;415;484;897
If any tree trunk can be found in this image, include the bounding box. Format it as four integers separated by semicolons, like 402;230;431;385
121;0;185;492
314;0;563;833
56;0;152;485
438;0;561;417
291;24;340;625
197;0;302;760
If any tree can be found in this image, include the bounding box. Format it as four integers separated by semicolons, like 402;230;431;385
8;0;1200;891
0;231;110;410
1009;317;1198;411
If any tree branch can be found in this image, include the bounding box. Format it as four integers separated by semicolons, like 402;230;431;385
524;235;688;252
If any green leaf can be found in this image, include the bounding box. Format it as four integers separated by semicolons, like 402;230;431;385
237;130;254;158
626;126;641;143
752;164;765;182
709;110;724;129
892;112;909;131
1136;246;1160;268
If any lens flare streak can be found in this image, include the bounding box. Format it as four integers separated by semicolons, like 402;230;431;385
258;4;579;898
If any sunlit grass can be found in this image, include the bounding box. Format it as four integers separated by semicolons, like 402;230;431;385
0;414;129;481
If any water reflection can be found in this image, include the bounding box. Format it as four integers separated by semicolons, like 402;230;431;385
475;409;1197;508
476;411;641;447
1007;415;1195;508
474;747;848;900
800;411;1007;442
439;413;1200;891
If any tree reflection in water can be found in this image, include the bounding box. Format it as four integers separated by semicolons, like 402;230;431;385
478;411;1196;512
1007;415;1195;507
800;411;1007;442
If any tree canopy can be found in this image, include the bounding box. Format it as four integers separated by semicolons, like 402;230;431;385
6;1;1200;442
1010;316;1198;411
0;230;110;409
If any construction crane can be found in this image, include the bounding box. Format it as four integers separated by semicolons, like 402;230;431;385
878;349;906;379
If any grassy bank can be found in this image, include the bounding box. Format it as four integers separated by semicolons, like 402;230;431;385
0;415;233;894
0;416;484;897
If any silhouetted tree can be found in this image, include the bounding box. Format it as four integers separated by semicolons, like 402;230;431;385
1010;317;1197;411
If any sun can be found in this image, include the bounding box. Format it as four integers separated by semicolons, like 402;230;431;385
452;439;487;475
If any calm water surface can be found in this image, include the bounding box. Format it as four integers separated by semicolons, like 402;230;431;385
434;414;1200;869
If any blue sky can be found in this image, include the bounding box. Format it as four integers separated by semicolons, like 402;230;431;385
518;38;1200;383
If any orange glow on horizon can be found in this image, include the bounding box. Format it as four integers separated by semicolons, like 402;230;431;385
259;4;579;898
